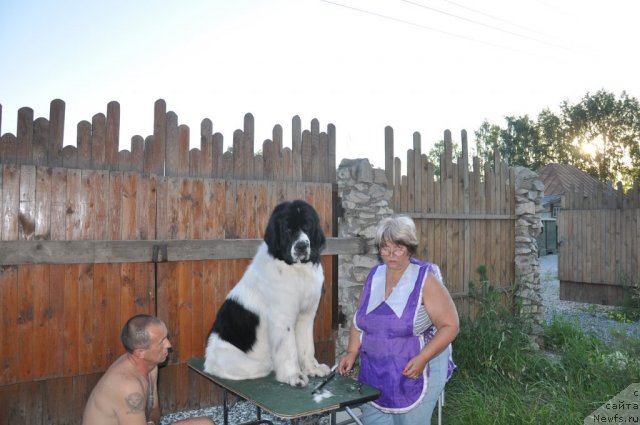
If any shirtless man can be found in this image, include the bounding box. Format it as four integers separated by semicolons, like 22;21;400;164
82;314;214;425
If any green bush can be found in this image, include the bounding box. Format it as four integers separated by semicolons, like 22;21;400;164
439;267;640;425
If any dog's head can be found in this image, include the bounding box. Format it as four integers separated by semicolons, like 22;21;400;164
263;200;326;265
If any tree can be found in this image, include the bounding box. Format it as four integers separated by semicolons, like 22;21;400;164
474;120;501;169
499;115;545;169
562;90;640;186
426;139;462;178
536;108;575;164
473;90;640;189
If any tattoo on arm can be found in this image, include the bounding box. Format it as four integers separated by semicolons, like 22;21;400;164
125;392;146;414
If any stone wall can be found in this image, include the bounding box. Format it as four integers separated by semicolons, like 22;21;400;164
335;159;394;353
335;159;545;356
513;166;545;345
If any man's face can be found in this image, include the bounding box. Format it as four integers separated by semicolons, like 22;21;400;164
143;323;172;365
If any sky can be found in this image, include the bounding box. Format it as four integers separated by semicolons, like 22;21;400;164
1;0;639;170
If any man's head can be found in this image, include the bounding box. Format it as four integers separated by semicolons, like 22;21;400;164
121;314;172;364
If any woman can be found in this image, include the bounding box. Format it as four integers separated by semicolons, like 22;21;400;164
338;216;459;424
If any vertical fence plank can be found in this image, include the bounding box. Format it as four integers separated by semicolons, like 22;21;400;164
130;136;144;173
407;147;415;212
151;99;167;176
78;263;95;375
420;156;428;212
177;125;190;177
385;126;394;189
16;107;34;165
91;113;106;169
292;116;302;182
272;125;283;181
31;265;50;380
212;133;224;179
200;119;214;178
48;99;65;168
47;264;65;377
63;264;79;376
0;265;18;385
327;124;336;183
32;118;49;167
165;112;180;177
77;121;92;169
243;113;255;180
413;132;422;213
0;134;17;165
18;165;36;241
105;101;120;170
1;165;19;241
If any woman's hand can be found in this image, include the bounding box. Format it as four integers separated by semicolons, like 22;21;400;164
338;352;358;376
402;354;428;380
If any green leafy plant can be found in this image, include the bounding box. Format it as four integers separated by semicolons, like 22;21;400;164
439;265;640;425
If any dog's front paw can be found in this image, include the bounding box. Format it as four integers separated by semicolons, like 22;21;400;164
306;362;331;378
284;372;309;387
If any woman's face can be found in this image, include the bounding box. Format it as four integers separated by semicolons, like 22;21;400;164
379;241;410;270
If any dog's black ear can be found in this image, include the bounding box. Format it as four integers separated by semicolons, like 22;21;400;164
304;202;326;264
264;201;288;259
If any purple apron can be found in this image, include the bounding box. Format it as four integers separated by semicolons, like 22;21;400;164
355;259;451;413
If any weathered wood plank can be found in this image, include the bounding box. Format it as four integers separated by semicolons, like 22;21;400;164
105;101;120;170
32;118;50;167
0;265;18;385
78;263;95;374
48;99;65;168
16;107;34;165
0;236;366;265
18;165;37;241
63;264;79;376
1;165;19;241
91;113;107;169
31;264;50;380
407;146;415;212
47;264;65;377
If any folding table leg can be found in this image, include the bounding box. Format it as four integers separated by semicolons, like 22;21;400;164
223;389;229;425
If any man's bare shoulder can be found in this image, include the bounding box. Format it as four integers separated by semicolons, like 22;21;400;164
83;355;148;425
105;360;147;409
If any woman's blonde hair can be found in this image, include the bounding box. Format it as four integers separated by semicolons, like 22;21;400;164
375;215;418;256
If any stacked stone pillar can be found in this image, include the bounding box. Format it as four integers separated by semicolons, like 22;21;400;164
513;166;545;345
335;159;393;353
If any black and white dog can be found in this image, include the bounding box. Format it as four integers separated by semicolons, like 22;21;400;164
204;200;331;386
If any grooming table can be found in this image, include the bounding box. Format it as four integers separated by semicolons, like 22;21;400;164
187;357;380;425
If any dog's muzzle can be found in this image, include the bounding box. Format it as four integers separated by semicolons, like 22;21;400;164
292;239;311;262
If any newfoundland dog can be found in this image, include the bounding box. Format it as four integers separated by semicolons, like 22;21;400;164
204;200;331;386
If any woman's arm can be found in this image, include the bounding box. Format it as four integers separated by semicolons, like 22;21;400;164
338;319;362;376
403;271;459;379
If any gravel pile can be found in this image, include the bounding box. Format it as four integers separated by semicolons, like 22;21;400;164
540;254;640;345
160;398;330;425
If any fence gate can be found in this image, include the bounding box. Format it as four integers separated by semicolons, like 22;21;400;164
557;185;640;305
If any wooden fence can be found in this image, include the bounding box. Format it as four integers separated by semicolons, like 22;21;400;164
384;127;516;316
0;99;348;425
558;183;640;305
0;99;336;181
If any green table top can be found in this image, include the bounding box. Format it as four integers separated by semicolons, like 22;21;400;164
187;357;380;419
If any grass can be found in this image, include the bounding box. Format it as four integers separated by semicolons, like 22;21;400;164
437;279;640;425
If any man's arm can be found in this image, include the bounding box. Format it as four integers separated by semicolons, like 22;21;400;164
113;379;152;425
